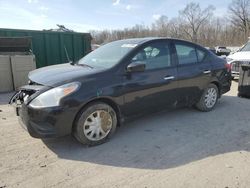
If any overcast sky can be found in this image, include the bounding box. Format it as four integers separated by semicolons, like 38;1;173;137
0;0;230;32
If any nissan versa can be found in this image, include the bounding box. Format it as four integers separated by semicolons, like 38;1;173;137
10;38;231;146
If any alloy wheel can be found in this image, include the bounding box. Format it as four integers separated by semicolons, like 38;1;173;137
204;88;217;108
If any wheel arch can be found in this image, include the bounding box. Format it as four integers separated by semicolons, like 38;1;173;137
210;81;221;96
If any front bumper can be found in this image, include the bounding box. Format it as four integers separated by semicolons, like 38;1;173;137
232;72;239;77
9;84;83;138
231;61;250;76
16;104;77;138
9;88;80;138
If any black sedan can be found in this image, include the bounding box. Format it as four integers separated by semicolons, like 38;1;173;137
10;38;231;146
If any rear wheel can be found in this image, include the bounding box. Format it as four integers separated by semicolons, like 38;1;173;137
74;102;117;146
195;84;219;112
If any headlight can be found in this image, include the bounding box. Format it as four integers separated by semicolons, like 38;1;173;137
29;82;80;108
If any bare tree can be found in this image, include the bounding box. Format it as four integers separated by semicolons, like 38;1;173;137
228;0;250;39
151;16;169;37
179;3;215;42
90;1;249;47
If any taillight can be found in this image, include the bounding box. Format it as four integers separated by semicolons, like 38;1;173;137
225;63;232;71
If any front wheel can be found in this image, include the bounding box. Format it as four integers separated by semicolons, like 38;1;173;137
195;84;219;112
73;102;117;146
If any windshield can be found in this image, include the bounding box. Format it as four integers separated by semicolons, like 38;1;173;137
241;41;250;52
78;40;138;68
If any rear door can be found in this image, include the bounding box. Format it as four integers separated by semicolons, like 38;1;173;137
174;41;212;105
122;40;179;117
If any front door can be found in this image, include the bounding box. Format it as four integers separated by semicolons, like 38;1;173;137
122;41;179;117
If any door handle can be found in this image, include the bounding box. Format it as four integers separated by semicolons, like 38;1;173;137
203;70;211;74
164;76;175;80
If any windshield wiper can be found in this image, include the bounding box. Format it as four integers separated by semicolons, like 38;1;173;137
76;63;94;69
69;61;93;69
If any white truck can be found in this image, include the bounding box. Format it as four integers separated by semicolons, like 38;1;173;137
227;38;250;78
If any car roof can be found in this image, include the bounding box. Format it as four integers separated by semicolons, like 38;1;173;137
116;37;196;45
102;37;208;52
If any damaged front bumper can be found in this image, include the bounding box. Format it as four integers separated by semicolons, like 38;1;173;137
9;85;76;138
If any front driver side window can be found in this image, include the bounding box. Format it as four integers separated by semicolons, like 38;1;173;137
132;42;172;70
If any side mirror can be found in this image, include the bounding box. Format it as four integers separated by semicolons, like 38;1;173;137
127;62;145;73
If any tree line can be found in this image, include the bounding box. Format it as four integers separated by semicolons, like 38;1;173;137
91;0;250;47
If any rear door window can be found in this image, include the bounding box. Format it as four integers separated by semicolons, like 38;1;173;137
196;49;206;62
175;42;207;65
175;44;198;65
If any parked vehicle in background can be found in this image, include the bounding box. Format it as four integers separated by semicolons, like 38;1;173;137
227;38;250;78
215;46;231;56
10;38;232;146
206;47;216;55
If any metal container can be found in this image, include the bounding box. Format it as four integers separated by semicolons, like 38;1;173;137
0;28;92;68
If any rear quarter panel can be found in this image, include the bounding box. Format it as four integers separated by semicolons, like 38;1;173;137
210;55;231;95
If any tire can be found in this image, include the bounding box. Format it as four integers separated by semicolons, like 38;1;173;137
195;84;219;112
73;102;117;146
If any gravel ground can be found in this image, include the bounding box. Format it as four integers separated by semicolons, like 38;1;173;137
0;81;250;188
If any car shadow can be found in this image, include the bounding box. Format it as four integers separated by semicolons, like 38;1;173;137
42;95;250;170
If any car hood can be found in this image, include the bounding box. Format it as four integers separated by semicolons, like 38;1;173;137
228;51;250;61
29;63;102;87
